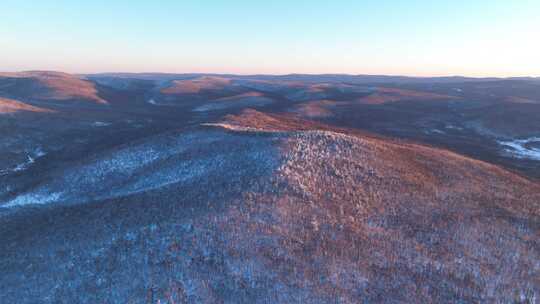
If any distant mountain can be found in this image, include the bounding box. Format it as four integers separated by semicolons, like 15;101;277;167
0;71;107;105
87;72;504;84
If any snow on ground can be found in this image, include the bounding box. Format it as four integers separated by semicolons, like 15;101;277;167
0;147;46;175
201;123;282;134
424;129;446;135
92;121;111;127
498;137;540;160
13;155;35;172
445;124;464;131
1;129;279;209
3;192;63;208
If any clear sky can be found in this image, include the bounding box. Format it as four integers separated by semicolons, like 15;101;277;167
1;0;539;77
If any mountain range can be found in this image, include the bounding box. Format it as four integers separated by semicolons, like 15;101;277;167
1;71;539;303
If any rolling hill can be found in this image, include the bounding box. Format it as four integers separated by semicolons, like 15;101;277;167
0;71;107;105
1;71;539;303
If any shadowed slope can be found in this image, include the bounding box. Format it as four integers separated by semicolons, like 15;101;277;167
356;87;455;104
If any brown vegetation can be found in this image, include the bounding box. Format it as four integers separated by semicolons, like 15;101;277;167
0;97;52;114
160;77;233;95
0;71;107;104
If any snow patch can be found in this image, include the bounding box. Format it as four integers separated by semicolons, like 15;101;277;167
0;130;276;209
3;192;63;208
424;129;446;135
1;147;46;175
445;124;464;131
92;121;111;127
201;123;276;133
34;147;46;158
13;155;35;172
498;137;540;160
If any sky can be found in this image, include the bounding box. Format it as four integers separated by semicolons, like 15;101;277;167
1;0;539;77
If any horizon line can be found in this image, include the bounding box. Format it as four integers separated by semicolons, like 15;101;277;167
4;70;539;80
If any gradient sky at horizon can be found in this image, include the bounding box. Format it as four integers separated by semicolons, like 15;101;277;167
1;0;539;77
